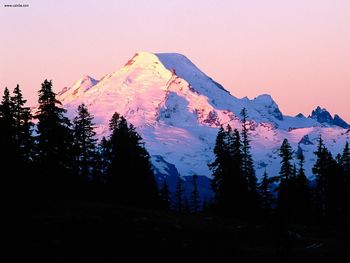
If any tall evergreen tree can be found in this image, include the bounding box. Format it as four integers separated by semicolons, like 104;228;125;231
240;108;259;213
0;87;17;195
209;125;227;204
35;80;74;198
294;149;312;223
0;87;15;148
312;135;342;221
340;142;350;219
174;176;185;213
72;103;97;181
277;139;294;218
240;109;257;191
107;112;159;207
190;174;201;213
312;135;329;218
11;84;34;164
279;139;293;181
95;136;111;183
258;169;273;213
159;179;171;211
209;125;248;215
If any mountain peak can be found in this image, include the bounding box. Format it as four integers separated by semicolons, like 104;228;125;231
309;107;349;128
252;94;283;120
81;74;95;81
57;74;98;103
310;106;333;125
123;52;161;67
254;94;274;103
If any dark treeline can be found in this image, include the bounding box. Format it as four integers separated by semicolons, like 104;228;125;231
209;107;350;226
2;80;350;225
0;80;159;208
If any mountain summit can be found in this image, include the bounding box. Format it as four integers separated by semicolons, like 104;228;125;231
57;52;349;183
309;106;349;128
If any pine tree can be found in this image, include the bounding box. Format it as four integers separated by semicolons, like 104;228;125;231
294;149;311;223
190;174;201;213
107;112;159;207
0;87;17;195
209;125;248;215
340;142;350;219
174;176;185;213
209;126;227;203
277;139;294;218
240;108;257;191
312;135;329;218
11;84;34;164
240;108;259;214
0;87;15;149
72;103;97;181
159;179;171;211
312;135;342;221
96;136;111;183
279;139;293;181
35;80;74;198
258;169;273;213
340;141;350;189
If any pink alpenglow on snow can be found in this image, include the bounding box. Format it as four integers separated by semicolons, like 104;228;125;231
56;52;350;180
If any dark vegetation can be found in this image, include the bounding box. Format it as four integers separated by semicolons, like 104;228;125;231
1;81;349;261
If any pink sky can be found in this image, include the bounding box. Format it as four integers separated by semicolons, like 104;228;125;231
1;0;350;121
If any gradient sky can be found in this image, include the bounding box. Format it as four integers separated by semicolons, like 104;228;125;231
1;0;349;121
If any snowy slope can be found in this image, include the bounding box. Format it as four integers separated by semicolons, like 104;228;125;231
57;52;350;182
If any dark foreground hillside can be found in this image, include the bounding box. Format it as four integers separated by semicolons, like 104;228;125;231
30;200;350;262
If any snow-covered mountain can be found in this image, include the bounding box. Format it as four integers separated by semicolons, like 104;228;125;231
57;52;350;186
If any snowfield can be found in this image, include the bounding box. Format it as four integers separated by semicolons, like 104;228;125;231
56;52;350;181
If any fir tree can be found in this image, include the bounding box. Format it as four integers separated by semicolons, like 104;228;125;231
159;179;171;211
240;108;257;191
279;139;293;182
277;139;294;218
174;176;185;213
258;169;273;213
0;87;17;193
96;136;111;182
340;142;350;219
107;112;159;207
190;174;201;213
312;135;342;221
0;87;15;147
340;141;350;185
209;125;248;215
295;149;311;223
35;80;74;198
240;108;259;214
209;125;227;201
72;103;97;181
312;135;329;218
11;84;34;164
